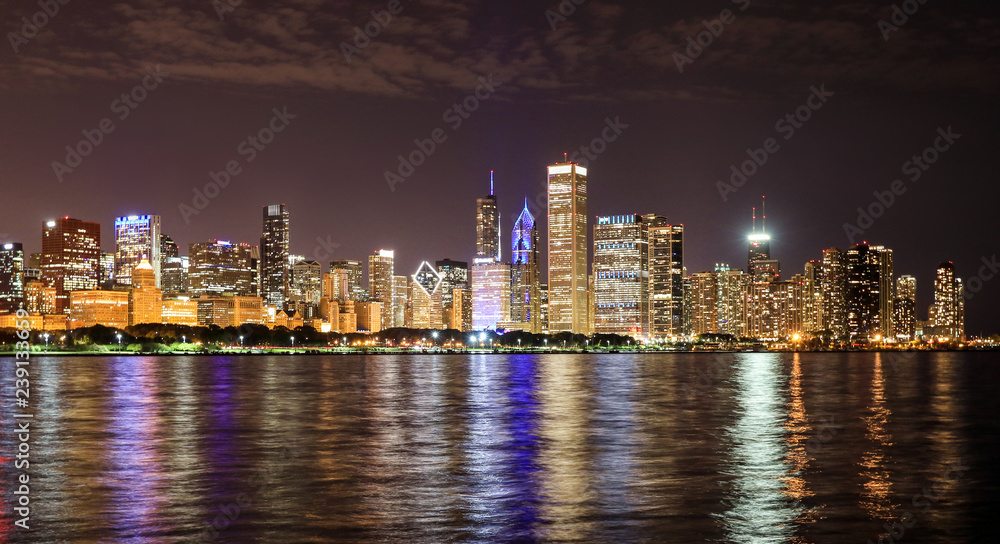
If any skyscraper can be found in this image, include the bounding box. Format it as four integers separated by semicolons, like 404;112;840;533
471;262;511;330
0;243;25;313
547;160;588;334
593;214;648;337
188;240;256;295
260;204;290;307
411;261;444;329
368;249;395;330
437;259;470;330
895;275;917;341
392;275;409;328
114;214;161;287
160;234;187;295
845;243;893;343
41;217;102;314
715;264;747;337
933;262;964;341
128;258;162;326
687;271;718;336
289;259;322;314
646;215;684;339
476;171;501;262
510;202;541;333
821;248;847;339
327;260;366;302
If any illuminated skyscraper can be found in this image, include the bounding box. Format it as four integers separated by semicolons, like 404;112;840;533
688;271;718;336
368;250;395;330
471;262;510;330
715;264;748;337
646;215;684;339
289;259;322;318
437;259;470;330
41;217;102;314
188;240;256;295
845;243;893;343
326;260;365;302
411;261;444;329
114;214;161;288
128;259;162;326
933;262;964;341
821;248;847;339
260;204;290;306
547;160;588;334
593;214;647;337
476;171;501;262
0;243;24;313
510;202;541;332
392;275;409;328
895;275;917;341
160;234;187;294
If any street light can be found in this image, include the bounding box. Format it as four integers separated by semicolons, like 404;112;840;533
239;336;244;349
43;332;49;351
116;333;122;352
290;336;295;349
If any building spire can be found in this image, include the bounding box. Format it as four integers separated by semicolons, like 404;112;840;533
490;170;494;196
752;206;757;233
762;195;766;234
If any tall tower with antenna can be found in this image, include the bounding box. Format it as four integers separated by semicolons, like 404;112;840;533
748;196;776;280
475;171;500;263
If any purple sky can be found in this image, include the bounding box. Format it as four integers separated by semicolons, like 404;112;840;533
2;0;999;332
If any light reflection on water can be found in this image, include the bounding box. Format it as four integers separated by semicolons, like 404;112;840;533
0;352;992;544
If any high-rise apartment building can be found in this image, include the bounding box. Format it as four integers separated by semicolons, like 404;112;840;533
0;243;25;313
188;240;256;295
547;160;589;334
688;271;718;336
260;204;290;306
41;217;102;314
368;250;395;330
845;243;893;343
933;262;964;341
646;215;684;339
114;214;161;287
593;214;648;337
894;275;917;342
715;264;748;337
821;248;847;339
392;274;408;328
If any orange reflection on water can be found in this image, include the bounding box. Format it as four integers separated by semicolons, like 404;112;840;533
859;354;897;521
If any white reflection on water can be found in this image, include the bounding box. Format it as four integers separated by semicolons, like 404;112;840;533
721;353;799;544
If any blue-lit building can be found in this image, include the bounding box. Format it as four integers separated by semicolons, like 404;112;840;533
509;201;540;332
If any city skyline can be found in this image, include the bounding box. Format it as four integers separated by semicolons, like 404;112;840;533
1;1;997;333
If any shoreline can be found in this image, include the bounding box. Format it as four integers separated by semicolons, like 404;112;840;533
3;348;995;357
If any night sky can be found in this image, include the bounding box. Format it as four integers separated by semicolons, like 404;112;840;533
1;0;998;332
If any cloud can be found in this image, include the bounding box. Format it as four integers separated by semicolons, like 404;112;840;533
1;0;996;101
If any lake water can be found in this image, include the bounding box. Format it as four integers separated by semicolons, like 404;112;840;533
1;352;997;543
